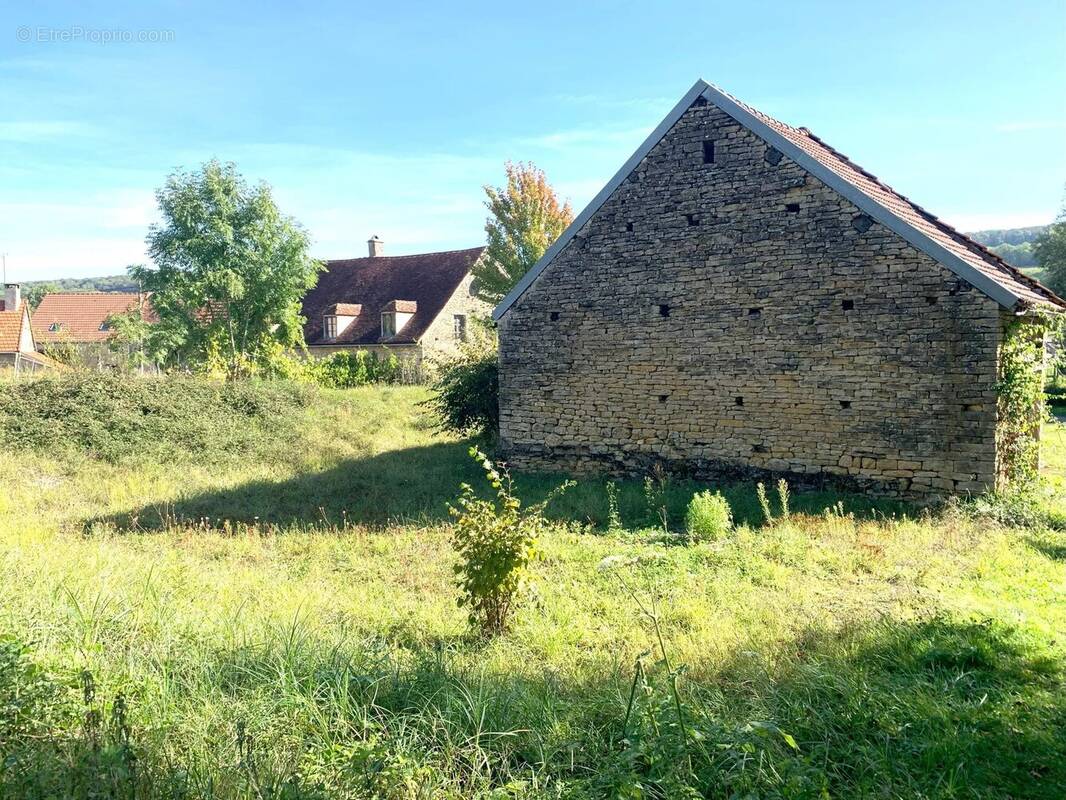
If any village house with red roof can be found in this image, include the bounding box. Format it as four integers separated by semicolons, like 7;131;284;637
0;284;53;373
493;80;1066;498
32;291;156;368
301;237;490;364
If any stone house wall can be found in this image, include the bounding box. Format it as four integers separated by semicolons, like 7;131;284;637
498;100;1005;497
419;272;488;365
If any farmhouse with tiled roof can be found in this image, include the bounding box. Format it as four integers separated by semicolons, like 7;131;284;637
32;291;156;368
494;80;1065;497
301;238;490;362
32;291;155;345
0;284;52;372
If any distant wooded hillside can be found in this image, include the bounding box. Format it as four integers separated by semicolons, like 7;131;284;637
967;225;1049;268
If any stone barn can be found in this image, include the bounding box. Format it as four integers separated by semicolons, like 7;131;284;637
493;80;1065;497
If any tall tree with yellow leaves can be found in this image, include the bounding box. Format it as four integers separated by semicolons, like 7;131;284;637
471;162;573;306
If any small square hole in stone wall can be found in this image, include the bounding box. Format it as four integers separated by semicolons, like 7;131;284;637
748;307;763;317
841;299;854;311
851;214;873;233
786;203;800;213
926;296;938;305
549;311;560;321
658;394;668;403
735;396;744;406
765;147;783;165
659;304;671;317
702;140;715;164
626;221;634;232
753;443;769;454
839;400;852;409
685;213;699;226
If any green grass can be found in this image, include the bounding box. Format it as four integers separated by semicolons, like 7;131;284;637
1;375;1065;798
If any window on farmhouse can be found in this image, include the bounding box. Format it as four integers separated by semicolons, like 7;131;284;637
48;322;62;332
453;314;468;341
323;315;338;341
381;312;396;337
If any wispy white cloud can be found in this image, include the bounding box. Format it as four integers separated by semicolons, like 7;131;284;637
2;237;148;281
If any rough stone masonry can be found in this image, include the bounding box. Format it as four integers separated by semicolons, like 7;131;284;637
495;97;1025;497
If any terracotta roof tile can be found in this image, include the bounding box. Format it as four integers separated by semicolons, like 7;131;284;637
0;303;30;352
382;299;418;313
303;247;483;346
325;303;362;316
32;292;156;343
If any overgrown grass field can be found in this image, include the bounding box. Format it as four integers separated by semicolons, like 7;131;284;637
1;375;1064;798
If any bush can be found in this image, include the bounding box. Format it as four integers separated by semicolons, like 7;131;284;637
309;350;410;388
0;372;311;463
40;340;82;368
426;340;498;438
685;490;733;541
448;447;572;635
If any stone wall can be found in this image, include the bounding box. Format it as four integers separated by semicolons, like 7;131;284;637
497;100;1004;497
419;271;489;364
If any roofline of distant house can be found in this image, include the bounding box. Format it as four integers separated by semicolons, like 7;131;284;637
323;245;485;264
493;79;1036;321
38;291;142;295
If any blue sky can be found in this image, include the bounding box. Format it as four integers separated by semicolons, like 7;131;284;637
1;0;1064;281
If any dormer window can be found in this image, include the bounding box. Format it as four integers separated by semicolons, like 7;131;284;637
380;300;417;340
323;315;338;341
321;303;361;342
48;322;62;332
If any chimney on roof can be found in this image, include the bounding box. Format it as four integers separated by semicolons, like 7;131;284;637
368;235;384;258
3;283;19;312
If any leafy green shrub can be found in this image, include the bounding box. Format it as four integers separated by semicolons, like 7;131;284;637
40;340;82;368
997;317;1052;486
426;341;498;437
643;466;670;531
684;490;733;541
1;639;144;797
309;350;409;388
0;635;62;746
448;447;572;635
0;372;311;463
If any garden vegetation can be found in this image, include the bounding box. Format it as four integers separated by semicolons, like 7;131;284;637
0;373;1064;798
